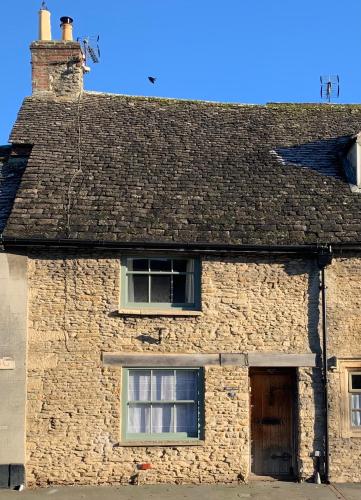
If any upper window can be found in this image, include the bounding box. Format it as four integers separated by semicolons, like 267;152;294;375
121;257;200;310
122;368;203;441
349;372;361;427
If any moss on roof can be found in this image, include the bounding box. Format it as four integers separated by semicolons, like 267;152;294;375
5;92;361;245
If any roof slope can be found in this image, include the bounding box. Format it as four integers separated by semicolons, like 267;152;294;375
5;93;361;245
0;145;28;234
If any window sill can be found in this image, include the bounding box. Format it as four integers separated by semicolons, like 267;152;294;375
117;308;203;317
114;440;205;447
343;430;361;438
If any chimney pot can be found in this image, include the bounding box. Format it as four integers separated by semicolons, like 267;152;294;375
60;16;74;41
39;7;52;41
60;16;74;25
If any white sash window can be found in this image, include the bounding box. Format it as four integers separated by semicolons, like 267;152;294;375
123;368;202;440
350;372;361;427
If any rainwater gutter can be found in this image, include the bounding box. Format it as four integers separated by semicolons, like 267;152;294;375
0;236;328;256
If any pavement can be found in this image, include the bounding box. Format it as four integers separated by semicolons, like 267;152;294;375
0;482;360;500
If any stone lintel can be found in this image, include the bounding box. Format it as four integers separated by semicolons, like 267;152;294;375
102;353;220;367
220;353;247;366
102;352;315;368
247;352;317;367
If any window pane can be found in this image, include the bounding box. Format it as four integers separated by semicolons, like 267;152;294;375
173;259;189;272
129;275;149;302
173;275;186;303
175;404;197;435
351;374;361;390
151;275;171;302
152;404;174;433
152;370;174;400
128;258;148;271
176;370;197;400
150;259;171;272
351;410;361;427
174;275;193;303
129;370;151;401
128;404;150;433
351;394;361;410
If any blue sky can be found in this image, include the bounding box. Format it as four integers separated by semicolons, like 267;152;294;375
1;0;361;143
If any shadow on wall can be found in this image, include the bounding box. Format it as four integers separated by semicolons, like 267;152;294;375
272;136;351;180
306;262;325;476
283;258;325;479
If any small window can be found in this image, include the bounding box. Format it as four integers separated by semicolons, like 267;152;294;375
349;372;361;427
123;368;202;441
121;257;200;310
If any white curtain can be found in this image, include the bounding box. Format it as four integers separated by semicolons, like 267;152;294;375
351;395;361;426
129;370;151;401
153;370;174;400
128;370;197;435
128;404;150;433
152;404;174;433
185;260;194;303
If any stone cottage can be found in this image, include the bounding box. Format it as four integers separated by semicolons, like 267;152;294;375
1;8;361;489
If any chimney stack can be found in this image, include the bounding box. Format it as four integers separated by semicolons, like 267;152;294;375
31;10;84;98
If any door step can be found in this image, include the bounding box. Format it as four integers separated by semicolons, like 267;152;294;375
249;474;295;482
249;474;278;482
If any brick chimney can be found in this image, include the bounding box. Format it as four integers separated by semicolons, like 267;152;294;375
31;7;84;98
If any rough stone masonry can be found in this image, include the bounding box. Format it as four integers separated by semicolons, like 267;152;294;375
25;251;361;486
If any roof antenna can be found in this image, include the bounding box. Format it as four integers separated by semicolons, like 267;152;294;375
77;35;101;73
320;75;340;103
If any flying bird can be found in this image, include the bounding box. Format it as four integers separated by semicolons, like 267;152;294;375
148;76;156;84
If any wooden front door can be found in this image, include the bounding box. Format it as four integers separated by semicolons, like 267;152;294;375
250;368;296;478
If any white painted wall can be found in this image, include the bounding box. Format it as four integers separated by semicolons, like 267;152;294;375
0;253;27;465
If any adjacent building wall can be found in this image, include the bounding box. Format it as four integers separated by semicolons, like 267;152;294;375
26;251;325;486
0;252;27;488
326;256;361;482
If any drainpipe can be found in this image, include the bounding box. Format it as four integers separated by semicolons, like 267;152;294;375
317;246;333;484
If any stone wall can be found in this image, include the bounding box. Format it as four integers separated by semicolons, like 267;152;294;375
297;367;324;479
25;252;338;486
326;257;361;482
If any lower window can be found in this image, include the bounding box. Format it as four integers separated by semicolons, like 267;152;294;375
350;372;361;427
123;368;202;441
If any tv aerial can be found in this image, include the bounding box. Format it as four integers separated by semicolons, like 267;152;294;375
78;36;101;70
320;75;340;103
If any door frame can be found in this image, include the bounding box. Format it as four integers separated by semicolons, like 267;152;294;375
249;367;299;480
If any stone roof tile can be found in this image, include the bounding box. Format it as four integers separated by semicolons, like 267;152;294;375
5;93;361;244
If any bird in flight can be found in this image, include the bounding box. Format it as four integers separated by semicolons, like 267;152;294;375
148;76;156;84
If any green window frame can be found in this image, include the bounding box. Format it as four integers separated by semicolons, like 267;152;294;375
122;368;204;441
120;257;201;310
349;372;361;428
